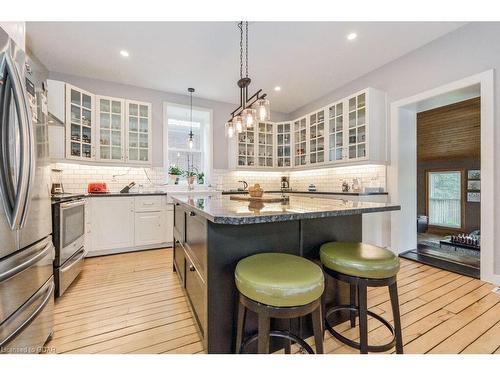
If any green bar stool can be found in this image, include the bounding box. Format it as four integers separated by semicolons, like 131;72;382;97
234;253;325;354
320;242;403;354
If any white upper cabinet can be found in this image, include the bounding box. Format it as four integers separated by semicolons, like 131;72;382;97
97;96;125;162
126;100;152;164
66;84;95;160
276;122;291;167
257;122;274;168
308;109;326;165
47;80;153;165
293;117;307;166
237;127;256;167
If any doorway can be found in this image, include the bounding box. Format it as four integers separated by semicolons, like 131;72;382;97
388;70;496;284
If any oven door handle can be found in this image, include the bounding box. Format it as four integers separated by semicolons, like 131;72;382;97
0;237;54;283
59;248;86;273
60;199;85;209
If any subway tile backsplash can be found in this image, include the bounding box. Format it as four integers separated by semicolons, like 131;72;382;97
52;162;386;194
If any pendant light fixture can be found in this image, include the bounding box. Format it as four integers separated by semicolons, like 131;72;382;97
226;22;270;138
187;87;195;149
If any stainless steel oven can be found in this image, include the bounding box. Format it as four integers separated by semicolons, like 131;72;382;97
55;199;85;267
52;196;85;297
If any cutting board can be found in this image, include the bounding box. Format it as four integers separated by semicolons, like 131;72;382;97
229;195;289;203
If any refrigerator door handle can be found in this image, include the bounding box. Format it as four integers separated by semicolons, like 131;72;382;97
0;277;54;347
9;48;34;229
0;49;30;230
0;236;54;283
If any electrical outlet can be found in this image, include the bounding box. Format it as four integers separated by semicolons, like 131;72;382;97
492;287;500;295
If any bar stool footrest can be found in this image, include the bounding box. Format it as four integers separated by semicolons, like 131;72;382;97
239;329;315;354
325;304;396;353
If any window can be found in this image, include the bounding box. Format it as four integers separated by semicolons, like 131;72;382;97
427;171;462;228
164;104;212;182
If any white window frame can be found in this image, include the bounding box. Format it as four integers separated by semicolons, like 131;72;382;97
163;102;213;184
427;170;463;229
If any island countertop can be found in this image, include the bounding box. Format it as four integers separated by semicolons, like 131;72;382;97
171;193;400;225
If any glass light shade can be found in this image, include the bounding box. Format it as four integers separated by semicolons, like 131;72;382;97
256;98;270;121
234;116;243;133
226;121;235;138
242;108;256;129
188;136;194;149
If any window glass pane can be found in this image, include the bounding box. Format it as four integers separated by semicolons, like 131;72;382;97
100;99;110;112
428;171;462;228
82;94;91;110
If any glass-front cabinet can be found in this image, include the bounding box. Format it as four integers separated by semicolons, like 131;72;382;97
126;100;152;164
328;101;345;162
309;110;325;164
293;117;307;166
97;96;124;162
65;84;95;160
276;122;291;167
231;87;386;169
257;122;274;167
347;92;367;160
237;128;255;167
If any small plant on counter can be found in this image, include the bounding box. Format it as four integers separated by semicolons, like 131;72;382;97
197;172;205;185
184;167;198;186
168;165;183;185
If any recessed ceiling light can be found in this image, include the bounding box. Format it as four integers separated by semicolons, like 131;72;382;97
346;32;357;41
274;86;281;92
120;50;130;57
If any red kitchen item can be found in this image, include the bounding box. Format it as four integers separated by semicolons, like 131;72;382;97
87;182;108;193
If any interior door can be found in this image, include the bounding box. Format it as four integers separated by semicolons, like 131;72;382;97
18;51;52;250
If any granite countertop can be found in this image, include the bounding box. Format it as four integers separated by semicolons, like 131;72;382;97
171;193;400;225
86;192;168;197
221;190;388;196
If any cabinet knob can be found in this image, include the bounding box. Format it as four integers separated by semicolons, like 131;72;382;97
189;264;196;272
189;211;195;217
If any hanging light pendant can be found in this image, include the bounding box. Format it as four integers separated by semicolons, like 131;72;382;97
226;21;270;138
187;88;195;149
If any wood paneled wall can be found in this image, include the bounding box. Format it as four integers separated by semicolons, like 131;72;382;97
417;97;480;162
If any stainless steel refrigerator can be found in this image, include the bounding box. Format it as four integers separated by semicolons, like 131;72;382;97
0;26;55;354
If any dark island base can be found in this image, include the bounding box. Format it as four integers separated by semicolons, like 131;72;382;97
203;215;362;353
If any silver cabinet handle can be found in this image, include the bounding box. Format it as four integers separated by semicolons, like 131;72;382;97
59;249;85;272
60;199;85;209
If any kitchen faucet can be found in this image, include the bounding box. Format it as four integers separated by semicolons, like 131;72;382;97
238;180;248;191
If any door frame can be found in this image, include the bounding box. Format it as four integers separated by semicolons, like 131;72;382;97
388;70;496;284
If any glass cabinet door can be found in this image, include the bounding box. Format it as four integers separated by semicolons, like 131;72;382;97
328;101;344;162
309;110;325;164
257;122;274;167
276;122;291;167
127;101;151;163
98;97;124;162
293;118;307;166
67;86;94;159
347;92;367;160
237;128;255;167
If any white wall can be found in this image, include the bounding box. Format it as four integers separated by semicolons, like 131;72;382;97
48;72;288;169
288;22;500;276
0;22;25;49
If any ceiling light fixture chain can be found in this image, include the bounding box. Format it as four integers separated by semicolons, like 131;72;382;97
187;87;195;150
225;21;271;138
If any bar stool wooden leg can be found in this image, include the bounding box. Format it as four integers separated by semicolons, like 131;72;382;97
358;280;369;354
257;314;271;354
350;284;357;328
235;297;247;353
311;305;324;354
284;319;292;354
389;282;404;354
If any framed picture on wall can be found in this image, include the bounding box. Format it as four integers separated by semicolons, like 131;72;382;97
467;180;481;191
468;170;480;180
467;192;481;202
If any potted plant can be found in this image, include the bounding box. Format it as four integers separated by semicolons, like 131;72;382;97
168;166;183;185
184;168;198;186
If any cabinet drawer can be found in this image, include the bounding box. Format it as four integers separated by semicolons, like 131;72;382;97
185;257;206;336
134;196;162;212
173;204;185;242
185;211;207;277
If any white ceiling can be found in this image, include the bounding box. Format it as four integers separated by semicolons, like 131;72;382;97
26;22;466;114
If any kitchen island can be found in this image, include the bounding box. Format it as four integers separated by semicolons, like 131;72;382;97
171;193;400;353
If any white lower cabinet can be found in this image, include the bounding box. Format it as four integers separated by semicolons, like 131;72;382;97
85;195;173;257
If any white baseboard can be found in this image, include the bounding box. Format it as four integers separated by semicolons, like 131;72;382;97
85;242;173;257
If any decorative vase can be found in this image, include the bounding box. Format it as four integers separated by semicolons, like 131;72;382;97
169;174;179;185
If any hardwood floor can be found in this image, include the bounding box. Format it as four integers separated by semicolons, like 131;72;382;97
45;248;500;354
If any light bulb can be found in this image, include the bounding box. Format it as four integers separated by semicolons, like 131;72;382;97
226;121;235;138
242;108;256;129
188;136;194;149
256;99;270;121
234;116;243;133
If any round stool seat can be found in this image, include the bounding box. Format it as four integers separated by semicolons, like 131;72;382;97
235;253;324;307
320;242;400;279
